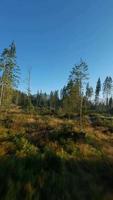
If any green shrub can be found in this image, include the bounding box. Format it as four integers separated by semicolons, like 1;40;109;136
13;135;38;156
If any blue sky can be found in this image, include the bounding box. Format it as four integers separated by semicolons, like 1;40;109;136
0;0;113;94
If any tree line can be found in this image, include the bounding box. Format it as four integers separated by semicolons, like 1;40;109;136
0;42;113;118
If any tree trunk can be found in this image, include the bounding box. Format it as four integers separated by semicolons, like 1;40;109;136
80;80;83;132
0;82;4;107
80;94;83;132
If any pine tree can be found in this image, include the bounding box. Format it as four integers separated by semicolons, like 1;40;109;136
69;59;89;131
0;42;20;108
85;83;93;112
103;76;113;107
62;80;80;117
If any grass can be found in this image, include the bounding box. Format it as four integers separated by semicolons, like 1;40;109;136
0;110;113;199
0;155;113;200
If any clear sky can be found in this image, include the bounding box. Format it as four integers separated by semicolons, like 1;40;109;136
0;0;113;94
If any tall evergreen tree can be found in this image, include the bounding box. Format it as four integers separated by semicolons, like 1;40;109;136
27;69;34;113
109;97;113;110
86;83;93;101
95;78;101;105
69;59;89;131
0;42;19;108
49;90;59;112
103;76;113;106
85;83;93;112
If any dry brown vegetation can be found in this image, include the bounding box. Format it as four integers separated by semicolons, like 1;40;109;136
0;109;113;199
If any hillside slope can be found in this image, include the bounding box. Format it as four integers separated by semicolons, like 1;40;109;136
0;110;113;200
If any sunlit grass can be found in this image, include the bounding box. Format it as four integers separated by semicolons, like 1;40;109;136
0;111;113;199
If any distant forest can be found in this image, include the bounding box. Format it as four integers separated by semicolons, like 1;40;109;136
0;42;113;117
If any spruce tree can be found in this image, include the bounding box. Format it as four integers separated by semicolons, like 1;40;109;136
95;78;101;105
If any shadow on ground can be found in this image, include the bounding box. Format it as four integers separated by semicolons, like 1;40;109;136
0;154;113;200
